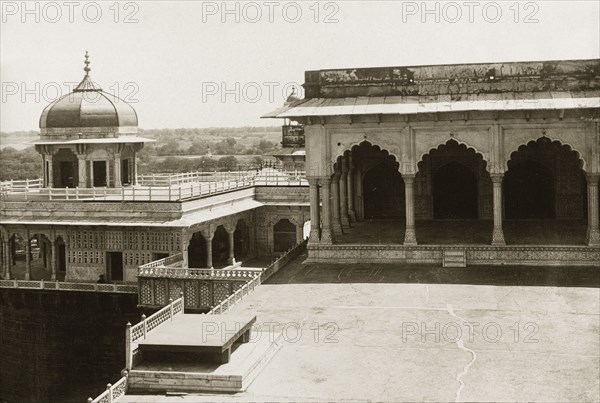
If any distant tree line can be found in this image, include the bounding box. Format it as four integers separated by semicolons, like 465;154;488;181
144;137;279;157
0;147;42;181
138;155;266;174
0;126;282;180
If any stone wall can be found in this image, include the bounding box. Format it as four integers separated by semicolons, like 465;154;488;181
65;227;182;282
254;205;310;257
0;289;139;402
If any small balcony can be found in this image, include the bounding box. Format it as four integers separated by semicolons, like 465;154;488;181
281;125;305;148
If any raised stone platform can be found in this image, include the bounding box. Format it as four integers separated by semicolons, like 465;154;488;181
129;314;282;394
129;330;282;393
138;314;256;364
307;244;600;267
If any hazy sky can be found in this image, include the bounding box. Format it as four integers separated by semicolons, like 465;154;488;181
1;0;599;132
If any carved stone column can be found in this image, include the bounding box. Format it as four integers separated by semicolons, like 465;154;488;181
105;160;111;187
403;175;417;246
205;233;214;269
181;229;190;268
355;167;364;220
347;154;357;222
89;160;94;187
320;177;334;244
50;239;57;281
308;178;321;243
46;154;54;188
25;231;31;280
331;172;343;235
296;221;303;243
0;235;3;277
114;154;122;187
491;174;506;246
77;155;87;188
224;223;236;265
339;157;350;229
133;156;138;185
2;239;10;279
586;174;600;246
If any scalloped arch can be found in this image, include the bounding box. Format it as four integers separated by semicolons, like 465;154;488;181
506;136;586;172
417;139;489;173
333;140;401;173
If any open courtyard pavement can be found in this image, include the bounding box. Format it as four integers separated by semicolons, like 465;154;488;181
121;252;599;402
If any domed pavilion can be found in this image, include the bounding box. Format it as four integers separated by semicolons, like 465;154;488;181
34;52;151;188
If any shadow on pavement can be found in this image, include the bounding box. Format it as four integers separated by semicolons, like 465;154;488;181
266;252;600;288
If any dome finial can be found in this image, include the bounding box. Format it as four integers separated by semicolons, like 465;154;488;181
84;51;91;76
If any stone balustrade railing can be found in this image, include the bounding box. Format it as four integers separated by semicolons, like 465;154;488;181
1;171;307;202
0;279;137;294
137;253;185;271
125;294;184;371
0;178;43;191
208;273;262;315
89;240;307;402
137;170;256;186
209;239;308;314
0;168;307;202
41;178;255;201
261;239;308;282
87;373;128;403
139;263;261;280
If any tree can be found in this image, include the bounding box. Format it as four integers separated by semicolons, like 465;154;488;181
217;156;238;171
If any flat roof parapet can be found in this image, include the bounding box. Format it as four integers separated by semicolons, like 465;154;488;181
304;59;600;98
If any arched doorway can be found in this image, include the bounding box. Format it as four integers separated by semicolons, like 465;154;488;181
28;234;52;280
274;219;296;253
334;142;406;245
55;236;66;281
187;232;207;268
417;139;492;244
433;162;478;219
9;234;25;275
363;162;405;219
234;220;250;261
505;160;555;219
52;148;78;188
212;226;229;268
503;138;587;245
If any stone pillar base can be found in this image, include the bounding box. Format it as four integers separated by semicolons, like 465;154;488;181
492;229;506;246
332;223;343;236
348;211;357;222
587;229;600;246
403;228;417;246
320;229;334;244
308;229;321;245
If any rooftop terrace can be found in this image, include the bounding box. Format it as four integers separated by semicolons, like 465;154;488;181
120;251;600;402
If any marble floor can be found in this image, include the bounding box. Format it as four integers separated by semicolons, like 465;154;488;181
121;253;600;402
335;219;588;245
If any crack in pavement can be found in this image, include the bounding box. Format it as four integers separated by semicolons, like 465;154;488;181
447;303;477;403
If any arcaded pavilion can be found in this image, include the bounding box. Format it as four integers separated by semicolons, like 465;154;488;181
0;54;310;288
265;59;600;266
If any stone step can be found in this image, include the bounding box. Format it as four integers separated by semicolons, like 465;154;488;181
443;250;466;268
128;331;281;394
